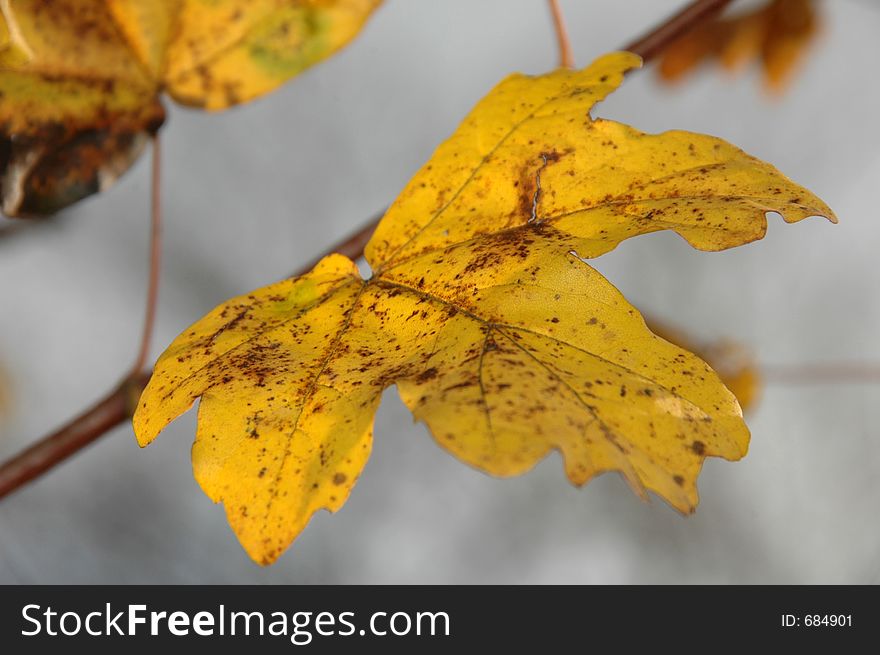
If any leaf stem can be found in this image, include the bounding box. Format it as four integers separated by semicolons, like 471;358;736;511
131;136;163;375
548;0;575;68
0;0;739;500
0;374;149;498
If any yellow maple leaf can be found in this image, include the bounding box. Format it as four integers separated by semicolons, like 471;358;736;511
134;52;835;565
0;0;381;216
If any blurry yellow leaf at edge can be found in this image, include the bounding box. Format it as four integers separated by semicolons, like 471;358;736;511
0;0;383;216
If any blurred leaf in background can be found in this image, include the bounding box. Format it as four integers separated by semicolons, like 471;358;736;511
657;0;820;94
0;0;382;217
645;318;762;412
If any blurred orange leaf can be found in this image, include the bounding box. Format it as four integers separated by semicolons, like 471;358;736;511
645;318;762;412
658;0;820;94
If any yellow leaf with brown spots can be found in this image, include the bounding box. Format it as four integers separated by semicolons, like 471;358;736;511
134;52;835;564
0;0;381;216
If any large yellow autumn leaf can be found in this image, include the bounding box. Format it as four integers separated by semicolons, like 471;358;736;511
134;52;835;564
0;0;381;216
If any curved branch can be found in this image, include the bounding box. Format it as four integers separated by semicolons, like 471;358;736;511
131;136;163;374
0;373;149;497
0;0;733;501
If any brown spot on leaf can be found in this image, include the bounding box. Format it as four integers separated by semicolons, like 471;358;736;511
416;367;439;382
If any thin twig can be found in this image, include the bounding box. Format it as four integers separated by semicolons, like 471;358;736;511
623;0;734;61
548;0;575;68
131;136;163;375
0;0;737;500
763;364;880;385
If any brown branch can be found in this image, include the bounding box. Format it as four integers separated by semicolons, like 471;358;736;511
0;374;149;498
0;0;735;501
623;0;734;61
296;215;381;276
548;0;575;68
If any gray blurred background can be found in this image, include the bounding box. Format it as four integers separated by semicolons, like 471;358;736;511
1;0;878;583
